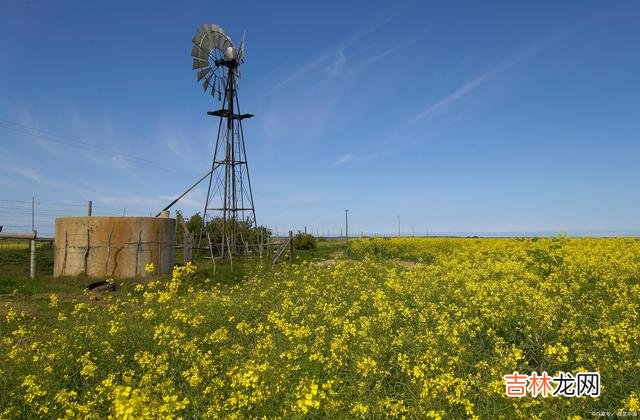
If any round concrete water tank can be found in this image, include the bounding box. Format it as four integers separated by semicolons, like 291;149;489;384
54;216;176;278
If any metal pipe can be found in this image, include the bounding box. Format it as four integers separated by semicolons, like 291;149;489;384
0;232;37;239
155;165;220;217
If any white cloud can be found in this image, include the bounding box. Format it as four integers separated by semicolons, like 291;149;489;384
98;195;159;207
0;165;42;184
156;194;203;210
334;154;353;165
266;17;394;95
332;149;392;166
414;69;497;121
324;49;347;79
413;31;572;121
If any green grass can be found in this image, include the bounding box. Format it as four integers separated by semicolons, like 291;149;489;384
291;238;347;262
0;238;347;311
0;240;56;295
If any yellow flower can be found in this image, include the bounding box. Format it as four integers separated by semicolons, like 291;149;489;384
356;356;378;377
21;375;46;403
350;402;369;416
623;392;640;411
5;307;16;322
78;352;97;379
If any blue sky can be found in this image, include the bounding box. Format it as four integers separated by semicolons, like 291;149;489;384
1;1;639;236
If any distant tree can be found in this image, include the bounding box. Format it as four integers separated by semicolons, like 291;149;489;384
183;215;272;253
187;212;203;233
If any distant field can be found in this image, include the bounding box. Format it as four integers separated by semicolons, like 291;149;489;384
1;237;639;417
0;239;37;250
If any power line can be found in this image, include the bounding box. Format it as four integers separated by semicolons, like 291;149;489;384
0;118;199;177
0;199;123;212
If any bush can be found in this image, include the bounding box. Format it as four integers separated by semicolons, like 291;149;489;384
293;232;316;250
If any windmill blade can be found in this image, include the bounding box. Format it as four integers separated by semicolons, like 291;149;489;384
191;23;237;101
238;31;246;63
192;32;210;50
197;67;212;82
203;73;214;92
191;46;209;61
194;23;233;51
202;32;216;52
211;76;219;98
204;23;227;37
191;32;205;47
192;58;209;70
220;75;228;95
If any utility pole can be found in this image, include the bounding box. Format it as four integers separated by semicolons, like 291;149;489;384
30;196;35;261
397;215;400;237
30;230;37;279
88;200;93;216
344;209;349;238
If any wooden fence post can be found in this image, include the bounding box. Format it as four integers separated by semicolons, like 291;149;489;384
183;232;193;263
288;230;294;263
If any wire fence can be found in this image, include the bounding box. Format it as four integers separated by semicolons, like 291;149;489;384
0;199;125;237
267;226;416;239
1;198;426;241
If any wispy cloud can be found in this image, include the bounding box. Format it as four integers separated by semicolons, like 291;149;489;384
261;25;427;145
414;68;498;121
333;150;391;166
413;26;584;122
0;162;97;197
98;195;159;208
156;193;203;210
334;154;352;165
268;50;338;94
159;122;202;168
266;17;394;95
345;31;426;76
3;164;43;183
266;191;324;205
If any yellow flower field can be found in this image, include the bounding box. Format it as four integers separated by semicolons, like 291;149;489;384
1;237;639;418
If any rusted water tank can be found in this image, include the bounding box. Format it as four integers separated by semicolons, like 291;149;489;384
53;216;176;278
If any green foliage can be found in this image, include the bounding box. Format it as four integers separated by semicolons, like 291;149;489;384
185;213;271;248
293;232;316;250
0;241;55;294
186;213;203;233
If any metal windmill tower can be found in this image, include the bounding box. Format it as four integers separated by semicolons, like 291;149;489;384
191;24;256;257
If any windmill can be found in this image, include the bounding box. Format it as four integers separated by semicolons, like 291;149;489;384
156;23;258;259
192;23;256;258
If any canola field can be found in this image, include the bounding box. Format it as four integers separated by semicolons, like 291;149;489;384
1;237;639;418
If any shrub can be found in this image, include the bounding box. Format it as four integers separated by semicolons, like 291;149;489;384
293;232;316;250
